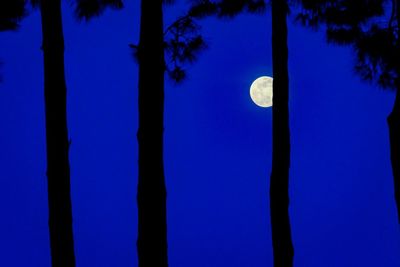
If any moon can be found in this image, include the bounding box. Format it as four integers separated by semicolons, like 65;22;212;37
250;76;273;108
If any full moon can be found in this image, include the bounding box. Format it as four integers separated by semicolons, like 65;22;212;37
250;76;273;108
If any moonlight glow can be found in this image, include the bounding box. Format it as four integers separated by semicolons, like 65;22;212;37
250;76;273;108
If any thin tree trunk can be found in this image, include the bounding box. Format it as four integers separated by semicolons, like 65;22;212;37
270;0;294;266
40;0;75;266
388;88;400;223
136;1;168;266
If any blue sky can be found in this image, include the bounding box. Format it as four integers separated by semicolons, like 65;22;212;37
1;1;399;266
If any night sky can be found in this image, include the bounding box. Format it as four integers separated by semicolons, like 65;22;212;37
1;1;400;266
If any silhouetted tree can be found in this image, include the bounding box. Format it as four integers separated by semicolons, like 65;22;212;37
387;0;400;225
136;1;168;266
200;1;295;265
270;0;294;266
187;2;295;265
353;0;400;225
297;0;400;225
134;1;266;266
36;0;122;266
134;1;207;266
39;1;76;265
197;2;296;265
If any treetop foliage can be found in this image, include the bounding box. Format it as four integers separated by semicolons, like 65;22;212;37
74;0;123;21
0;0;27;31
188;0;266;18
297;0;400;89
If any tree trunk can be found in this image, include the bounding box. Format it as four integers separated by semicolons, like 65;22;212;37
136;1;168;267
270;0;294;266
386;0;400;225
388;88;400;223
39;0;75;266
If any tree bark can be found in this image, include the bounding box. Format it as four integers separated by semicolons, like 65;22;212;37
39;0;75;266
137;1;168;267
270;0;294;266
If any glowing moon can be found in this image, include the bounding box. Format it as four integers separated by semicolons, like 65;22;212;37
250;76;273;108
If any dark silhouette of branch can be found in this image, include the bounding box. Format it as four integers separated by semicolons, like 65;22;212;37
164;15;207;82
0;0;27;83
0;0;26;31
74;0;123;21
297;0;400;224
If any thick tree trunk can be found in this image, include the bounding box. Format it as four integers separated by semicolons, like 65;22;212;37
137;1;168;267
39;0;75;266
388;89;400;223
270;0;294;266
